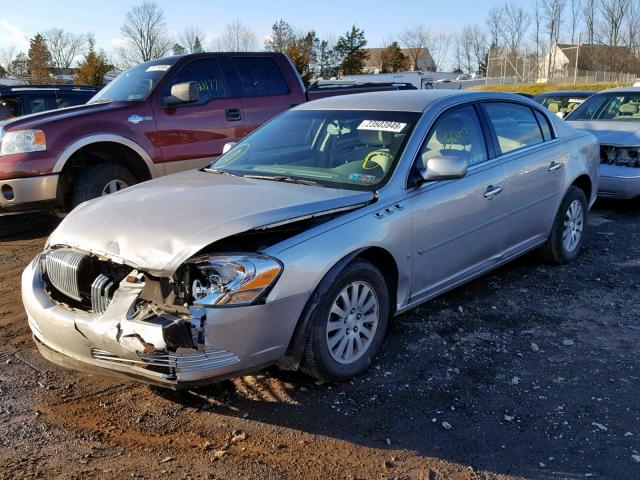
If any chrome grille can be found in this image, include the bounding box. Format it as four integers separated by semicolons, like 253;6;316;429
91;348;240;373
44;249;88;301
91;274;115;314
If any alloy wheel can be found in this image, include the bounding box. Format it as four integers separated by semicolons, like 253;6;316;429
101;179;129;196
325;281;379;365
562;199;584;253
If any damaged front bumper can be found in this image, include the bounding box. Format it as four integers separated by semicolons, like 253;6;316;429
598;164;640;199
22;256;310;388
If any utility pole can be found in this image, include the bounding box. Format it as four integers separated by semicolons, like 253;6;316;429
574;34;581;84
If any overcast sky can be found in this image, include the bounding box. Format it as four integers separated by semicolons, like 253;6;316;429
1;0;528;54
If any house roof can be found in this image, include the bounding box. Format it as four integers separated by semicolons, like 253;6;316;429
555;44;636;70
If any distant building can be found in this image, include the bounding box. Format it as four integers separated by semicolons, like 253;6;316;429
363;47;435;74
541;43;640;79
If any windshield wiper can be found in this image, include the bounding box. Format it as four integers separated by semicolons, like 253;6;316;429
243;174;320;186
89;98;112;104
203;167;235;175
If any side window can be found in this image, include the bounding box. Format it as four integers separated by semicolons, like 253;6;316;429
233;57;290;97
420;105;488;167
165;59;227;105
484;102;544;154
55;93;90;109
23;93;56;115
0;97;20;119
534;110;553;141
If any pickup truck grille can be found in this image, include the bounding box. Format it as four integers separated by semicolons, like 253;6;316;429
43;249;124;314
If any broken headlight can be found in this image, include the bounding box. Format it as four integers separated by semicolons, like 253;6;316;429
186;254;282;307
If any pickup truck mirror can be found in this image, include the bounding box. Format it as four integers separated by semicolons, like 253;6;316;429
164;82;199;106
222;142;237;154
420;155;468;182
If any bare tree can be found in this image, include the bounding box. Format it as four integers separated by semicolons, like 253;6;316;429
582;0;598;44
600;0;631;46
502;2;529;55
119;1;171;65
399;25;431;70
214;20;257;52
487;6;505;48
533;1;544;66
457;25;484;73
44;28;87;69
0;45;17;74
429;32;452;72
179;26;205;53
542;0;567;78
569;0;582;43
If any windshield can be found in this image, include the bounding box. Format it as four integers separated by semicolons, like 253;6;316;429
89;62;173;103
568;92;640;121
209;110;420;190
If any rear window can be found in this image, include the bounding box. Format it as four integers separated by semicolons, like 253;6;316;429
233;57;290;97
484;102;544;154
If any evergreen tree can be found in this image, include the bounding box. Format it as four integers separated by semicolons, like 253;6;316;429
28;34;51;82
335;25;369;75
380;42;409;73
74;38;110;87
172;43;186;55
286;31;318;85
10;53;29;76
264;19;295;52
192;36;203;53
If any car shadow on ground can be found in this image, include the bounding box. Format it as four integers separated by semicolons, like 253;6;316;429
0;213;60;241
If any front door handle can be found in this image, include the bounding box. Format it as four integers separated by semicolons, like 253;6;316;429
225;108;242;122
548;161;563;172
483;185;503;199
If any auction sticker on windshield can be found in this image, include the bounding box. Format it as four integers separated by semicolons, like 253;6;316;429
357;120;407;133
146;65;171;72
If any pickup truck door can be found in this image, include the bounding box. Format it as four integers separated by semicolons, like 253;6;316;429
151;57;246;174
409;104;507;302
222;55;306;136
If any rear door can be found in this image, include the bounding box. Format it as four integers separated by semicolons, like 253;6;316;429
409;104;508;302
481;101;566;254
152;57;246;174
228;55;306;136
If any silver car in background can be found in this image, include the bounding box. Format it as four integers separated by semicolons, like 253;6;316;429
23;91;599;388
567;87;640;199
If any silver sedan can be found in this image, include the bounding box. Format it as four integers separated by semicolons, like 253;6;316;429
23;91;599;388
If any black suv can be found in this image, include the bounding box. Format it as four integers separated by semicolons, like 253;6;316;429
0;85;99;120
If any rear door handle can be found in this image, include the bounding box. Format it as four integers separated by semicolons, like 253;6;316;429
548;161;563;172
483;185;503;199
225;108;242;122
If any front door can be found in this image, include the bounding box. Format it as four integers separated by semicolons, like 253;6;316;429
152;57;246;174
409;104;507;302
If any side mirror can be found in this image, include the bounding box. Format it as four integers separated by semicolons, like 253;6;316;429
164;82;199;106
222;142;237;154
420;155;468;182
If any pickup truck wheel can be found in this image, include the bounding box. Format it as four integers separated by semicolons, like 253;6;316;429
300;259;389;382
539;186;588;264
72;164;137;207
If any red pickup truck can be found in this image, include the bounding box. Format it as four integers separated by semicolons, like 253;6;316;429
0;52;408;216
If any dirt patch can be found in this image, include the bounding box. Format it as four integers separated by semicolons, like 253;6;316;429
1;202;639;480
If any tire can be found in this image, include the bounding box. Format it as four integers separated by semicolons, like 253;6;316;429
72;164;137;207
539;186;588;264
300;259;390;382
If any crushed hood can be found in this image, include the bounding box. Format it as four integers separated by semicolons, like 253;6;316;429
569;120;640;146
48;170;373;275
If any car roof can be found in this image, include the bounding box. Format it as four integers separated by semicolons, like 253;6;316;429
535;90;594;97
596;86;640;94
295;89;533;112
0;84;99;95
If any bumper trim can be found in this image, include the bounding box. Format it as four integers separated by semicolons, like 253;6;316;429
0;174;59;212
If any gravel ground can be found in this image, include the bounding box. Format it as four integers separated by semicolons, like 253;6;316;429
0;201;639;480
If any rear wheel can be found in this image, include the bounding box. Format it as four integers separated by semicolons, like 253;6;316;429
301;259;389;382
72;164;137;207
539;186;588;264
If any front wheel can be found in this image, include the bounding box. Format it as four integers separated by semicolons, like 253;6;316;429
72;164;137;208
301;259;390;382
539;186;588;264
